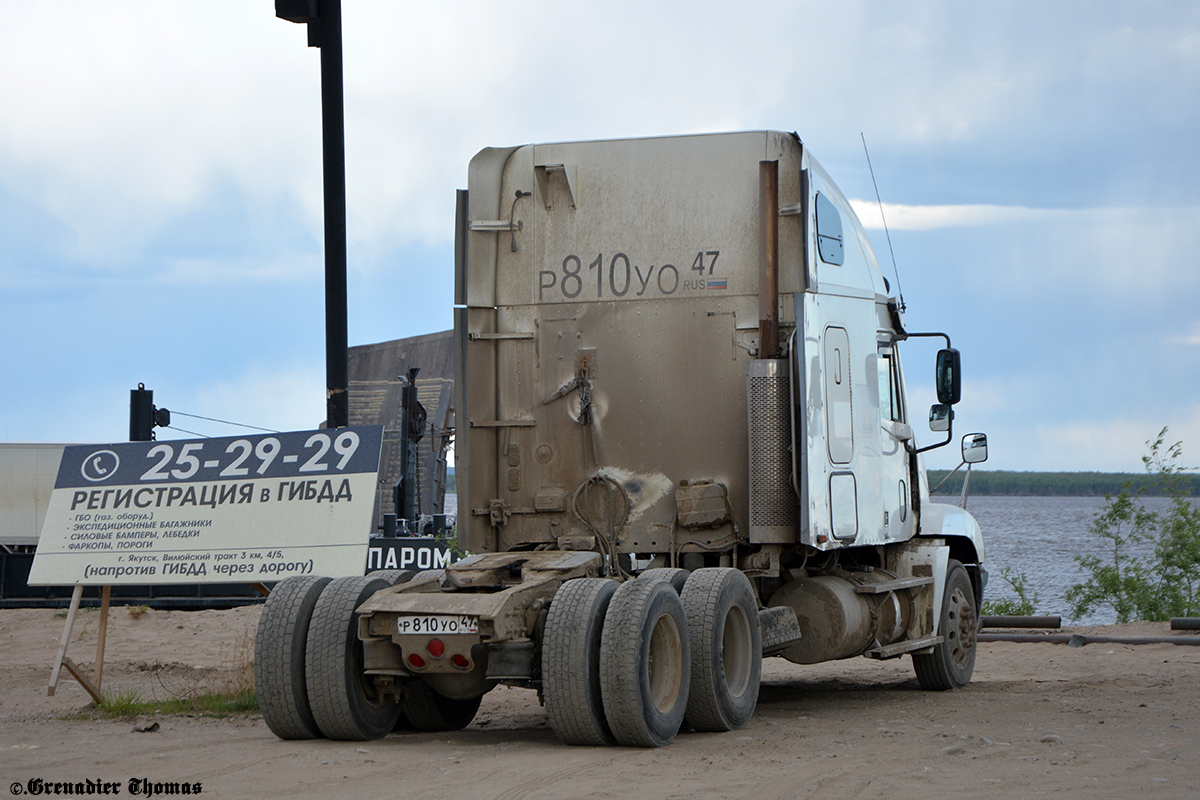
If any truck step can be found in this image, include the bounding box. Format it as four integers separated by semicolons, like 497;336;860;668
852;576;934;594
865;634;942;660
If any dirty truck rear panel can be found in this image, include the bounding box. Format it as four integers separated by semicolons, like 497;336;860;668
456;131;899;557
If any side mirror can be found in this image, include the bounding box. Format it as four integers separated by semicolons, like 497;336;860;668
936;348;961;405
962;432;988;464
929;404;952;432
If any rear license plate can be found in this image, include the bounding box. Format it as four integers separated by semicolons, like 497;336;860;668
396;615;479;635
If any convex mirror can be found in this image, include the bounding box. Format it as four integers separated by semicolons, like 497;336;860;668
962;432;988;463
929;404;952;432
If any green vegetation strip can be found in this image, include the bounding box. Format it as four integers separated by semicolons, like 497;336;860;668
928;469;1200;496
95;687;257;719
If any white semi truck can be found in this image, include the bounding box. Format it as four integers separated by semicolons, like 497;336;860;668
255;130;988;747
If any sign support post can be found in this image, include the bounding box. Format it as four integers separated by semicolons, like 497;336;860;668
46;584;104;703
94;585;111;691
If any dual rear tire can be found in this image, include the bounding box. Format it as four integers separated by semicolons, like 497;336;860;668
542;568;762;747
304;576;403;740
681;568;761;732
257;574;480;741
254;575;332;740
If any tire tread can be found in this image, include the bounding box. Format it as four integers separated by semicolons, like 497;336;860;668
600;579;690;747
254;575;332;740
913;560;976;691
544;578;618;745
681;568;761;732
305;576;401;740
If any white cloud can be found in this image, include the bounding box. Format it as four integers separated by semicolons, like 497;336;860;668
848;201;1200;304
1009;409;1200;474
152;255;322;287
1167;326;1200;347
849;200;1062;231
166;365;326;439
0;6;337;255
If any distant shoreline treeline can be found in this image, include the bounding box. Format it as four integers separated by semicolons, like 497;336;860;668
446;469;1197;497
927;469;1200;497
445;470;1199;497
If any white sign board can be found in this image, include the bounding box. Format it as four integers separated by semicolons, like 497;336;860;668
27;426;383;586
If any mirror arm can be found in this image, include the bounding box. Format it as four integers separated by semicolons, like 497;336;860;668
902;330;957;454
930;460;966;494
909;429;952;456
902;331;952;348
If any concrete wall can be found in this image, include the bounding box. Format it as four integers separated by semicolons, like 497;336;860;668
0;444;67;547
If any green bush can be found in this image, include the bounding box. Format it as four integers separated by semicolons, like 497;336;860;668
982;566;1039;616
1066;429;1200;623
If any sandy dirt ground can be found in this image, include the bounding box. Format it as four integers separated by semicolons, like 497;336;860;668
1;605;1197;799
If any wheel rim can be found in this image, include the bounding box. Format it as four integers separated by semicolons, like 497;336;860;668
647;613;683;712
722;604;753;697
945;584;976;668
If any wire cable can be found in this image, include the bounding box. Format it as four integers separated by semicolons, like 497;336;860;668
162;425;208;438
861;133;906;312
168;411;278;433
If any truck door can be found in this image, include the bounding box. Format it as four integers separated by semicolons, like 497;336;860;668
877;340;914;541
796;179;890;547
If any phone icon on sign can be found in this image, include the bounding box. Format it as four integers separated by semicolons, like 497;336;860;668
81;450;120;482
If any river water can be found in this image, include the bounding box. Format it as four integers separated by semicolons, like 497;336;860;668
960;494;1183;625
443;492;1183;625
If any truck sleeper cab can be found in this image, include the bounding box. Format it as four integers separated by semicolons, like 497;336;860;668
254;131;987;747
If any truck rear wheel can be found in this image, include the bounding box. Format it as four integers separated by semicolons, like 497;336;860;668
254;575;332;739
636;567;690;594
543;578;619;745
402;680;482;731
600;578;690;747
681;568;761;731
367;569;416;586
913;560;977;690
305;575;403;740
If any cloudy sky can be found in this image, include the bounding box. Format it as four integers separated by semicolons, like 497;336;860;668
1;1;1197;472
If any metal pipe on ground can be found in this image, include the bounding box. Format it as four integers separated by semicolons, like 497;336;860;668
979;633;1200;647
981;615;1061;629
1170;618;1200;631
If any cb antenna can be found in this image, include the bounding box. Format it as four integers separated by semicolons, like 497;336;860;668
861;133;905;312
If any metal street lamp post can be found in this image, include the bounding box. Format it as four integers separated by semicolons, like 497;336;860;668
276;0;349;429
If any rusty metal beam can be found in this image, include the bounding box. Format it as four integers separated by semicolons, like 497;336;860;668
758;160;779;359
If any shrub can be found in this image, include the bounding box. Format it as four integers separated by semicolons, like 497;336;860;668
1066;429;1200;622
981;566;1039;616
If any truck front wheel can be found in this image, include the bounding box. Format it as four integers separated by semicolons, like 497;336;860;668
600;578;690;747
913;560;978;690
681;568;761;731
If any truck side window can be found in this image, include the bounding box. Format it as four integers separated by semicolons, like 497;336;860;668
815;192;844;265
878;347;904;422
